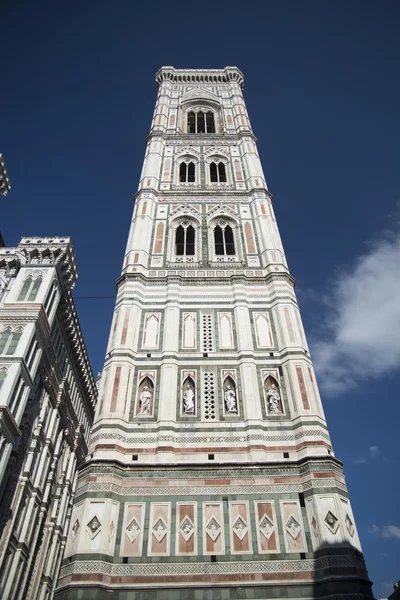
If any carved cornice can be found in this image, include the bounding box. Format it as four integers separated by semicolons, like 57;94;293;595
147;131;258;144
117;271;296;288
155;66;244;89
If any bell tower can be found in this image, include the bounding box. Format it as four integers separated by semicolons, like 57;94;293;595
57;67;372;599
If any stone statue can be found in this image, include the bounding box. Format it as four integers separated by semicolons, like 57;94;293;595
183;384;195;413
267;383;281;413
224;384;237;413
139;385;151;415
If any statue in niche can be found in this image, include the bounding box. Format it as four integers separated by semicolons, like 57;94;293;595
224;384;237;413
183;384;195;414
139;385;152;415
267;383;281;413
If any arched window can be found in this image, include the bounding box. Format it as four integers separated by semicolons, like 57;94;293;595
187;111;215;133
17;277;32;301
214;224;235;256
206;111;215;133
0;328;23;356
17;275;42;302
0;329;11;354
176;224;195;256
0;368;7;390
27;277;42;301
210;162;227;183
6;328;23;355
187;112;196;133
179;161;195;183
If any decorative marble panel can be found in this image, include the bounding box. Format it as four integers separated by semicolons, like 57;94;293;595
280;500;307;553
305;497;321;551
202;502;225;555
316;495;342;544
120;503;145;557
176;502;197;556
182;312;196;349
254;500;280;554
148;502;171;556
229;501;252;554
142;313;161;349
254;312;273;348
218;312;234;349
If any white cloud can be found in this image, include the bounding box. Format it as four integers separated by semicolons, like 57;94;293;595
378;581;395;596
369;525;400;540
309;228;400;395
353;456;366;465
369;445;380;458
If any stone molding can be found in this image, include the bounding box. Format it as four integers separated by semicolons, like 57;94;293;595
59;553;366;578
75;479;347;499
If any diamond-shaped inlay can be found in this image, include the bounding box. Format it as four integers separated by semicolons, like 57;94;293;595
286;515;301;540
87;515;101;539
108;520;115;543
152;517;168;542
180;517;195;542
259;514;274;540
125;517;141;543
345;514;355;537
206;517;221;542
324;511;339;534
232;515;248;541
71;519;80;541
311;516;318;538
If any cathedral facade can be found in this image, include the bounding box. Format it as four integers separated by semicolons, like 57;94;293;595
56;67;372;599
0;237;97;599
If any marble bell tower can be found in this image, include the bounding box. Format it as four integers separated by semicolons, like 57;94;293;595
57;67;372;599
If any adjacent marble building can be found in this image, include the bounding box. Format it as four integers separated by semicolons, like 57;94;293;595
0;237;97;599
57;67;373;599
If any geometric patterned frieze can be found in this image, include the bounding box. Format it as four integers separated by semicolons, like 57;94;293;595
324;511;340;534
90;428;331;446
59;554;368;579
75;480;347;498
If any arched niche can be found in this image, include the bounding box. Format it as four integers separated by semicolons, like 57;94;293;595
264;375;282;414
182;376;196;415
136;376;154;417
223;375;238;414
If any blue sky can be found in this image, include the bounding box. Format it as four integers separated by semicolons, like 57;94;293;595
1;1;399;595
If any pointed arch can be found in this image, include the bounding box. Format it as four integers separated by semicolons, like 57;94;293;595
264;375;282;414
182;375;196;415
17;276;32;301
143;314;159;348
223;375;238;414
27;276;42;301
6;328;23;355
0;328;12;354
0;367;7;390
214;224;235;255
136;376;154;416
